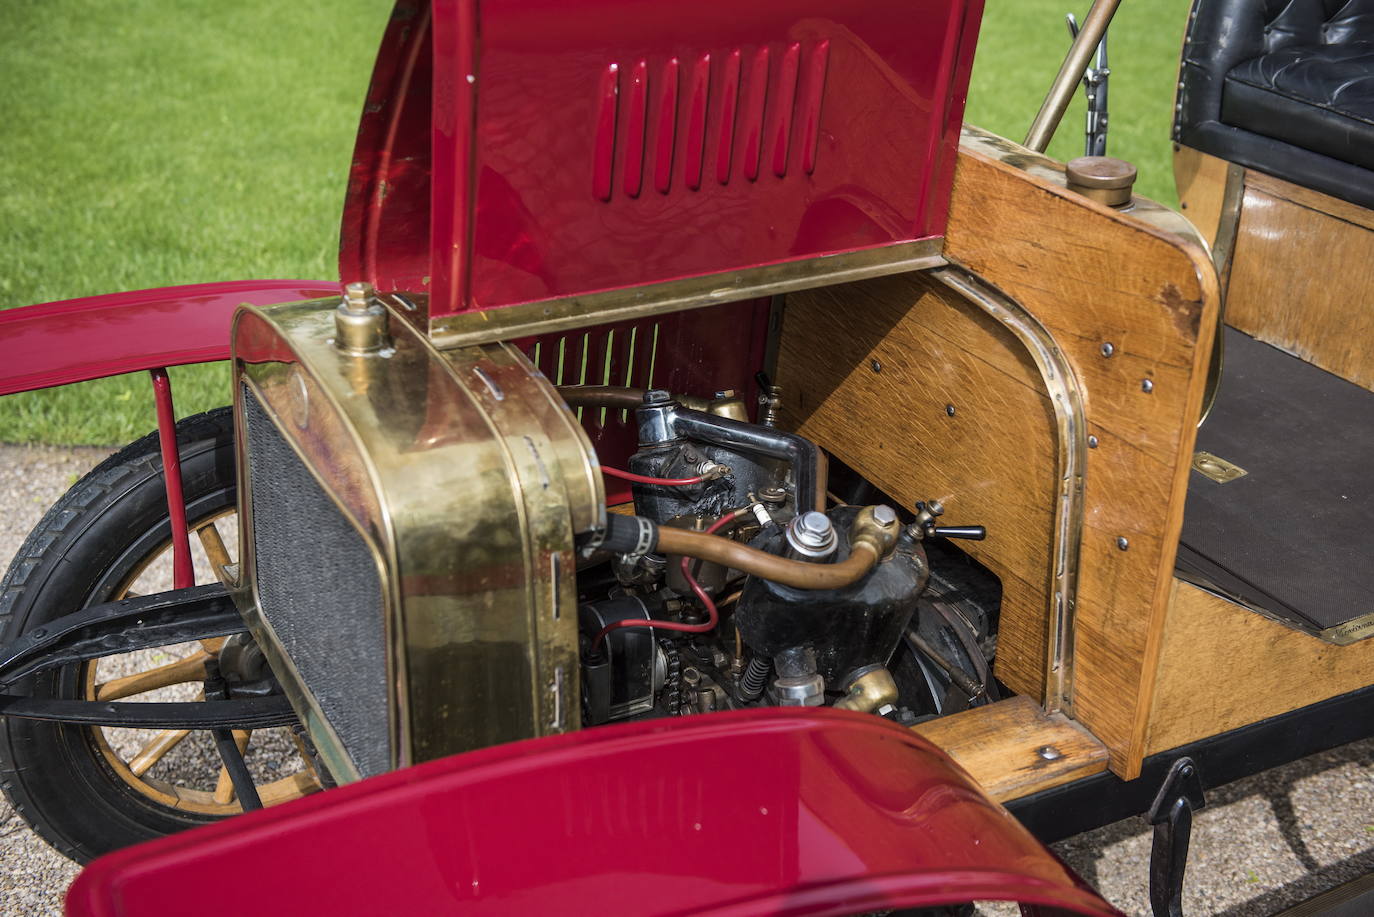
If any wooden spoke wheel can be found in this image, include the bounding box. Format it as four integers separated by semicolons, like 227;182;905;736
0;408;321;863
84;509;321;817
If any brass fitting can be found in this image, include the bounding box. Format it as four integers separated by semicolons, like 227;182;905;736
1065;156;1137;208
849;504;901;561
334;281;393;355
706;390;751;423
832;665;899;714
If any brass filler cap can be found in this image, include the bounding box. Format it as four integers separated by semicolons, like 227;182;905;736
1066;156;1137;208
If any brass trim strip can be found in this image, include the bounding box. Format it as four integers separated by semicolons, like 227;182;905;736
931;266;1088;715
429;238;946;349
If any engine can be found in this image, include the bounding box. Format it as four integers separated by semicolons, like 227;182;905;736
578;391;932;723
231;288;998;785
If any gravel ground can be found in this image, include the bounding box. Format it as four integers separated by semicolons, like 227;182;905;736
1;443;1371;915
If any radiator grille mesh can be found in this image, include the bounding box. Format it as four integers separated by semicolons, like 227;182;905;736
243;386;391;778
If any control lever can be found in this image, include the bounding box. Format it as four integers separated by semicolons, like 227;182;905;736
1066;11;1110;156
909;500;987;542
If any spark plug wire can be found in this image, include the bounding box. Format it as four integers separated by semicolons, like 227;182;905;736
599;465;707;487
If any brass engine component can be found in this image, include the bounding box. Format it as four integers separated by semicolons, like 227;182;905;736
231;295;602;783
832;665;900;713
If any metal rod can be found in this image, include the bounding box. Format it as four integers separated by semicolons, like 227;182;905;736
906;629;984;699
211;727;264;811
149;368;194;590
1023;0;1124;153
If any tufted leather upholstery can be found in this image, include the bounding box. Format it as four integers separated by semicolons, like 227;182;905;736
1177;0;1374;208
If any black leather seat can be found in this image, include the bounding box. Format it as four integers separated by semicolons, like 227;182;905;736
1177;0;1374;209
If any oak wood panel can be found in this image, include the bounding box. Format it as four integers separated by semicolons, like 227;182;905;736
914;695;1109;802
942;132;1220;778
1226;173;1374;391
1147;580;1374;754
1174;145;1232;247
777;274;1060;697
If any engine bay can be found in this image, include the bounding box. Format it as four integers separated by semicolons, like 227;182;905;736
571;386;1002;730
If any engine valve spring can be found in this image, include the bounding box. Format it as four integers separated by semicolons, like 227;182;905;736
738;656;771;703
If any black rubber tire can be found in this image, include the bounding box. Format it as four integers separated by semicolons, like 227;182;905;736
0;407;237;862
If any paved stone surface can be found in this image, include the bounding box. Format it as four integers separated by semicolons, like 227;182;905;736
1;443;1371;915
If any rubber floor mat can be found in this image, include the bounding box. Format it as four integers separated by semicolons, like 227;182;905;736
1177;328;1374;644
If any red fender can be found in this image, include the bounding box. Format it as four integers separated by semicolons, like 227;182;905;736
0;280;338;396
67;708;1119;917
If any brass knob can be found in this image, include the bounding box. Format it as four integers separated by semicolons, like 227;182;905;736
1066;156;1137;208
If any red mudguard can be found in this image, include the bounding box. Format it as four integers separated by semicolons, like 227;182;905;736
67;709;1118;916
0;280;338;396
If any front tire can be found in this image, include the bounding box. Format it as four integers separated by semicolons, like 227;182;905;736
0;408;272;861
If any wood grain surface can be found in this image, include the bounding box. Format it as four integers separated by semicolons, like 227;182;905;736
914;695;1108;802
1226;170;1374;391
1147;580;1374;754
777;272;1060;700
1173;145;1232;247
944;134;1220;777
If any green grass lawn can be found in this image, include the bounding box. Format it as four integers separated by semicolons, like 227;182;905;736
0;0;1189;445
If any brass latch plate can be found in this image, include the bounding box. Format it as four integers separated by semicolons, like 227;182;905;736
1192;451;1248;483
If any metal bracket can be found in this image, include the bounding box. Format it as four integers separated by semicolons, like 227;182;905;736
1147;757;1206;917
205;664;265;811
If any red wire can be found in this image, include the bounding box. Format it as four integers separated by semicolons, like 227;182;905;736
590;510;742;653
600;464;706;486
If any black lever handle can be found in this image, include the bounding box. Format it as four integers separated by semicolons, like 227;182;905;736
929;525;986;541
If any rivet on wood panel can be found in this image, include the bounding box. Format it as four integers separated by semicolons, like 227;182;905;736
1141;378;1154;393
1036;744;1064;761
1100;342;1114;357
870;359;881;373
1117;536;1130;551
945;404;956;417
1087;435;1099;448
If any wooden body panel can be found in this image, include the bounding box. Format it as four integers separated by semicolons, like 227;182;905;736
914;696;1109;802
1226;170;1374;392
1173;145;1232;249
779;132;1220;777
1147;580;1374;754
777;272;1060;701
945;138;1219;778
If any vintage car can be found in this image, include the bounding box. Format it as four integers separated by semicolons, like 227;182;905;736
2;0;1372;913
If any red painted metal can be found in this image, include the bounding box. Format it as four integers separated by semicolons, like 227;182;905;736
0;280;339;397
148;369;194;591
340;0;985;317
67;708;1119;917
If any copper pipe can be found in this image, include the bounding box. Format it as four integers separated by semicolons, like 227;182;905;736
1023;0;1123;152
557;385;647;409
655;526;878;590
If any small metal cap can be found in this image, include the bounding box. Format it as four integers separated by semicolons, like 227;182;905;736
342;281;373;313
334;282;391;355
872;504;898;526
1066;156;1137;207
787;511;837;559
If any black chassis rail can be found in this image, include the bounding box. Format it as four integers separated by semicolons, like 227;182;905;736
0;583;295;730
